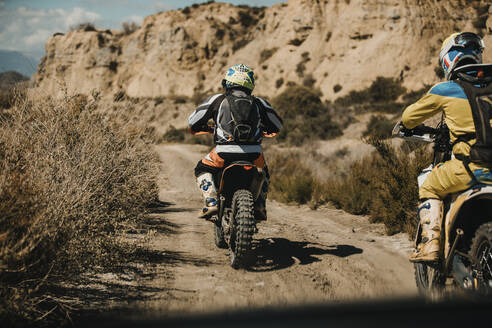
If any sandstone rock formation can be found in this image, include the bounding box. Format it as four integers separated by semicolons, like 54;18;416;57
35;0;491;101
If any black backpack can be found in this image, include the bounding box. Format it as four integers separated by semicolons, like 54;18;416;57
216;93;261;144
454;64;492;164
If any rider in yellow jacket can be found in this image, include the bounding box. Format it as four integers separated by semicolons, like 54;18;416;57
401;32;492;262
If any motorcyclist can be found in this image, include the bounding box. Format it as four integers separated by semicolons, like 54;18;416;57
188;64;283;219
399;32;492;263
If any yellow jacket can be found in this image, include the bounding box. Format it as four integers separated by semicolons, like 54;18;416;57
402;81;475;157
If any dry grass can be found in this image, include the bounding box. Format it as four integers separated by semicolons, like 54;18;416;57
269;152;316;205
320;138;431;235
269;137;431;236
0;92;159;325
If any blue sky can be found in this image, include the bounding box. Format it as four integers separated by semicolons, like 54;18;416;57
0;0;284;60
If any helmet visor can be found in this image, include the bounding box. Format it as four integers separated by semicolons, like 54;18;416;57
455;32;485;51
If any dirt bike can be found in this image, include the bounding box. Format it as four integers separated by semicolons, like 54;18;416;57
394;121;492;298
198;124;269;269
210;161;266;269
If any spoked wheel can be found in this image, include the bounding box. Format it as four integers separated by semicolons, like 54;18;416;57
229;189;255;269
469;222;492;295
414;262;445;300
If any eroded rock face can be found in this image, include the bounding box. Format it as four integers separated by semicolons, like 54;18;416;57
35;0;491;100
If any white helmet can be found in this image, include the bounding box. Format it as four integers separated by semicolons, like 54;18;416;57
439;32;484;80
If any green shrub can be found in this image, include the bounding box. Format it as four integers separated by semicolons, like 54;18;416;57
362;115;396;139
289;38;305;46
275;78;284;88
335;76;406;108
272;85;342;145
259;47;278;63
160;126;213;146
269;152;316;204
162;125;185;142
369;76;406;102
321;138;431;235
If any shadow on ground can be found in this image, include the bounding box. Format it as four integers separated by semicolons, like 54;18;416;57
249;238;363;272
148;200;195;214
55;201;215;324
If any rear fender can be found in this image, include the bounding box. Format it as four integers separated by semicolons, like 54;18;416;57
219;162;264;200
444;185;492;257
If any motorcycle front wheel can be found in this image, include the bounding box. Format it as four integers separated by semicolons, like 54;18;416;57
469;222;492;295
229;189;255;269
414;262;445;300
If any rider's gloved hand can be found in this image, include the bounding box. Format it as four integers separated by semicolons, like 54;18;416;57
392;121;410;137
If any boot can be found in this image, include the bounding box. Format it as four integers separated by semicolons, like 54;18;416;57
196;173;218;219
409;199;443;263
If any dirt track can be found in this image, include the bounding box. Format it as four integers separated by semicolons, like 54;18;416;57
132;143;417;315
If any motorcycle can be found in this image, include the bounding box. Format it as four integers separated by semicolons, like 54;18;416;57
394;120;492;298
198;124;268;269
211;160;266;269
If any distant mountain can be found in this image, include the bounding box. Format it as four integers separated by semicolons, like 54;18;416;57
35;0;491;100
0;71;29;92
0;50;39;77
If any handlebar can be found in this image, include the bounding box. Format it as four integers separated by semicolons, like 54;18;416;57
193;124;277;138
392;122;435;143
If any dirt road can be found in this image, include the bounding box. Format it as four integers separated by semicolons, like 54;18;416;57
132;143;417;316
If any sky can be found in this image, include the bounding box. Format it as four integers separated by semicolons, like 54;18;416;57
0;0;284;60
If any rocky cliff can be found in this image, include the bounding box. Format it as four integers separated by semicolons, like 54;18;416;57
35;0;492;100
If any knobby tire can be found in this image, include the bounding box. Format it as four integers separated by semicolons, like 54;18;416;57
229;189;255;269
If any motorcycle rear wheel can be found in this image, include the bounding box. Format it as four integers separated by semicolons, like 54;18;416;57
469;222;492;295
229;189;255;269
414;262;445;300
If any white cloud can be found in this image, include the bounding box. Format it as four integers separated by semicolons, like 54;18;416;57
64;7;100;28
153;1;172;12
125;15;143;24
0;6;101;60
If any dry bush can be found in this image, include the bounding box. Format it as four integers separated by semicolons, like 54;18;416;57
70;22;96;32
268;138;431;235
320;138;431;235
0;93;159;325
122;21;139;34
269;152;316;205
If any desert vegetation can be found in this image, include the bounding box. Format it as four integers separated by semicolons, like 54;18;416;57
268;76;434;236
269;138;431;235
334;76;407;113
122;21;139;34
271;84;343;145
0;91;159;325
